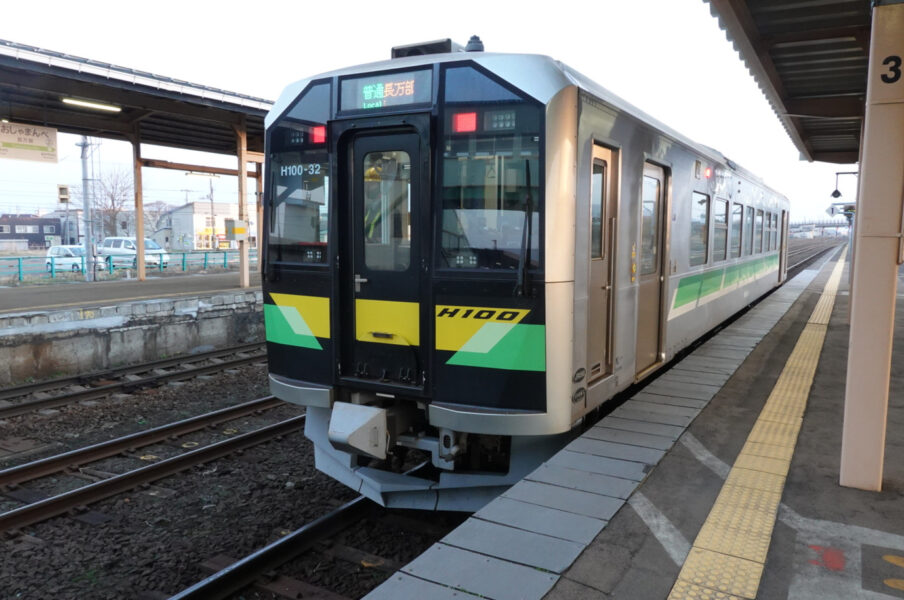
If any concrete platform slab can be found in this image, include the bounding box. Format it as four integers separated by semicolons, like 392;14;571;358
475;496;607;544
526;463;638;499
583;426;675;451
503;480;626;520
441;518;584;572
401;544;558;600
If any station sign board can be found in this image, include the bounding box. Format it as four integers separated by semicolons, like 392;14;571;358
0;121;58;163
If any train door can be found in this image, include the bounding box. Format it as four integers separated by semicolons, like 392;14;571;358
635;162;667;377
342;132;425;390
588;145;618;381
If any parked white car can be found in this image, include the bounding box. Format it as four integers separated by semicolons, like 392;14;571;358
97;237;170;268
45;245;89;272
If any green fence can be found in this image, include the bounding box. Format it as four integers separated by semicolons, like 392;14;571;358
1;250;259;283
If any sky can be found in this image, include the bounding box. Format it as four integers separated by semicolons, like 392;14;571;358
0;0;858;222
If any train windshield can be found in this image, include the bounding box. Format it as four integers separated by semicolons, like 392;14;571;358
268;82;331;265
439;66;541;271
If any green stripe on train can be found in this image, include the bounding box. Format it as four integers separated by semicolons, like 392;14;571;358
447;323;546;371
673;254;780;309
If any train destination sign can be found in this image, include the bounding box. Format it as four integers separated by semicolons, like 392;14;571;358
340;69;432;111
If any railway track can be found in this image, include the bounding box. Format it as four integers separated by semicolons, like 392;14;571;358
0;342;267;419
171;496;377;600
787;238;842;273
0;411;303;534
0;396;283;490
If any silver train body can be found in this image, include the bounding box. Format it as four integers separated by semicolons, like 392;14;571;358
263;47;790;511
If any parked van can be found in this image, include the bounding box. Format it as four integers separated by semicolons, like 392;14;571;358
45;245;89;272
97;237;170;268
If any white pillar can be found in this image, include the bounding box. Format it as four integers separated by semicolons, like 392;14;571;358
840;1;904;491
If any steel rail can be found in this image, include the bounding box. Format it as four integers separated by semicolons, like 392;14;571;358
0;341;265;403
0;414;305;533
0;352;267;419
168;496;376;600
788;242;842;273
0;396;284;488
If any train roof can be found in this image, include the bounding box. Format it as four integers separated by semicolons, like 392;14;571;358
268;50;783;198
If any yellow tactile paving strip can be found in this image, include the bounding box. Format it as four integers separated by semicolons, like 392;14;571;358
668;248;847;600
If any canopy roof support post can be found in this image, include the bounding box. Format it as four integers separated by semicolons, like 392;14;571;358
840;1;904;491
234;119;250;289
130;128;146;281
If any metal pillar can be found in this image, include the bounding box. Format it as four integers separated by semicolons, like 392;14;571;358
840;0;904;491
78;136;95;281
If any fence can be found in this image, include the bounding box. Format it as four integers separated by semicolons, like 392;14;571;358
0;250;259;283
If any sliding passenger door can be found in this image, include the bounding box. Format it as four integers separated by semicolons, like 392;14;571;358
588;145;618;381
635;162;666;376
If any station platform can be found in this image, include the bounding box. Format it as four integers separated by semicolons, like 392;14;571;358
0;273;263;386
367;246;904;600
0;271;261;315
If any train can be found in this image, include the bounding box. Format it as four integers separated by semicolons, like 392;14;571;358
262;38;790;511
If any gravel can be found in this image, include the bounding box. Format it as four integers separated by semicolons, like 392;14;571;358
0;362;361;599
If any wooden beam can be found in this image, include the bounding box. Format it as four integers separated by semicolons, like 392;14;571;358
138;158;257;178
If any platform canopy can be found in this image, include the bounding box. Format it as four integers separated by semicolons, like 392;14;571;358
0;39;271;154
704;0;870;164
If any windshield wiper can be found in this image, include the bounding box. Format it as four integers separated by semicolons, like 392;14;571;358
515;159;533;297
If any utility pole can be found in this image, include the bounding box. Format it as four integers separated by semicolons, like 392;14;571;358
78;136;95;281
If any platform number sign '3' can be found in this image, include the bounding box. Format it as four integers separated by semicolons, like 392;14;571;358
882;55;902;84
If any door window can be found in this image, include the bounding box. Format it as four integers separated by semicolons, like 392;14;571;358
363;151;412;271
591;160;606;259
640;175;661;275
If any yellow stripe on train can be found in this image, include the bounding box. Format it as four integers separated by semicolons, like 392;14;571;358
355;299;420;346
435;305;530;352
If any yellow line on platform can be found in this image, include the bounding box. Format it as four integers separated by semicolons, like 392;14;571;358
668;247;847;600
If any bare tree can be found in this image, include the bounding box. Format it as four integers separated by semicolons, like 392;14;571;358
94;168;134;238
144;201;173;234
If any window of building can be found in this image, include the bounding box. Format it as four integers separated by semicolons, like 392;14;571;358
44;225;55;233
15;225;38;234
0;225;9;234
690;192;709;267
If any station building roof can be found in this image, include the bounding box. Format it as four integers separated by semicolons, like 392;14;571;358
704;0;870;164
0;39;272;155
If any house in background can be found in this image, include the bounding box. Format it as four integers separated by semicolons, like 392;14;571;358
42;208;83;245
163;202;256;250
0;214;64;249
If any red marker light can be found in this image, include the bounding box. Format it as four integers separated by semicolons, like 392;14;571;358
704;167;713;179
311;126;326;144
453;112;478;133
